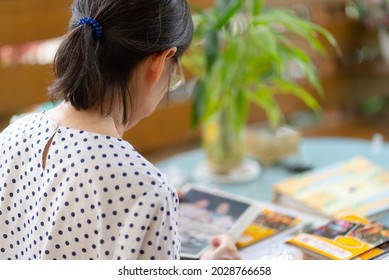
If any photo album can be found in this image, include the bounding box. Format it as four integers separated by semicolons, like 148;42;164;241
178;183;260;259
287;214;389;260
236;208;301;249
177;183;322;259
274;157;389;219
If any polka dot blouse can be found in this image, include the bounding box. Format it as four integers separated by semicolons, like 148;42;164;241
0;112;180;260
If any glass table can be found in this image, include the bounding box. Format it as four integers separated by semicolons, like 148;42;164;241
156;136;389;203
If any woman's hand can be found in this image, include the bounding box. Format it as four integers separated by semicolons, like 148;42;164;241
177;190;185;201
200;234;242;260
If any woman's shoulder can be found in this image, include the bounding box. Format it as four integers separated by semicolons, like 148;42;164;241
61;130;174;194
82;143;178;211
1;112;45;132
0;112;49;142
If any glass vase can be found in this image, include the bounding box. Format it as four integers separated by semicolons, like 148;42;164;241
202;108;245;174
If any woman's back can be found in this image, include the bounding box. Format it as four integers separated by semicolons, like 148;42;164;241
0;112;180;260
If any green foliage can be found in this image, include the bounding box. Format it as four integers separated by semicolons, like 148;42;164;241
182;0;338;130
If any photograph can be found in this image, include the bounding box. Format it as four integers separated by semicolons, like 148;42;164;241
312;220;359;240
180;188;251;230
178;184;260;259
179;228;212;256
350;222;389;245
253;210;299;232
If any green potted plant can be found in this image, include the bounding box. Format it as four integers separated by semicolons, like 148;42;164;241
182;0;338;174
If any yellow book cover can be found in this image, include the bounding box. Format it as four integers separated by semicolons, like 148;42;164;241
274;157;389;218
288;215;389;260
353;241;389;260
236;208;300;248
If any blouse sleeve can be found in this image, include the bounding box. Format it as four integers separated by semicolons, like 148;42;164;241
113;182;180;260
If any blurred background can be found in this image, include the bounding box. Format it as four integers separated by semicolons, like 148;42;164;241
1;0;389;162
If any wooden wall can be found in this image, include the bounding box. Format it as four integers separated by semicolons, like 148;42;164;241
0;0;71;115
0;0;71;45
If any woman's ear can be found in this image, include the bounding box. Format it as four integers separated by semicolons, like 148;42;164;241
147;47;177;84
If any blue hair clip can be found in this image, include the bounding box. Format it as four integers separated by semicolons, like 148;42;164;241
78;17;103;39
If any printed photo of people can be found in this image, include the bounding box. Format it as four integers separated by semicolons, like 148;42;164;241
179;228;212;256
312;219;359;240
253;210;298;231
350;222;389;245
179;189;251;231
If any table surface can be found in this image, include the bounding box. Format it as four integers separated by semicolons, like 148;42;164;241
156;137;389;203
156;136;389;259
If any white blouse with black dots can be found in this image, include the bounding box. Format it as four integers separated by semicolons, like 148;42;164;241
0;112;180;260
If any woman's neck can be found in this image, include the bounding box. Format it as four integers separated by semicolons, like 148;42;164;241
45;102;125;138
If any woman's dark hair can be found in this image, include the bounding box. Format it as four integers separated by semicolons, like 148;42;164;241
48;0;193;123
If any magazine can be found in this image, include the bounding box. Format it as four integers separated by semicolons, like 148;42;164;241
178;183;260;259
287;214;389;260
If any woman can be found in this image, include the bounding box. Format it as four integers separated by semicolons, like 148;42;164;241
0;0;240;260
